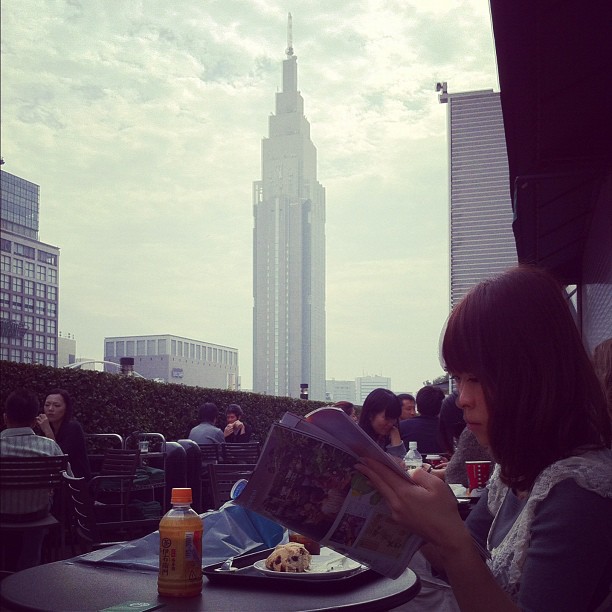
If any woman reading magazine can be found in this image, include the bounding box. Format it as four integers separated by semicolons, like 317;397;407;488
357;265;612;612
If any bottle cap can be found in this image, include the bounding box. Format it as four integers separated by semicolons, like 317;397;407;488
230;479;248;500
409;441;418;449
171;488;192;504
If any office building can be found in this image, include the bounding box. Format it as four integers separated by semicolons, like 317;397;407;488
439;87;517;308
355;375;392;404
1;169;59;366
104;334;239;389
252;16;326;400
325;379;357;404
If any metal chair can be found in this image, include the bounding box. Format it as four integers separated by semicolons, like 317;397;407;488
62;471;159;551
198;444;221;464
85;433;124;475
0;455;69;569
221;442;261;464
207;463;256;510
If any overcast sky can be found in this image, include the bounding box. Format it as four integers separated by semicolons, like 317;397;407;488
1;0;499;394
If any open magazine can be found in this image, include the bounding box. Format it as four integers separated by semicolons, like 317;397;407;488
235;406;423;579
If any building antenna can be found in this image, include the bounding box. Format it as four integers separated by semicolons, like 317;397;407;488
286;12;294;57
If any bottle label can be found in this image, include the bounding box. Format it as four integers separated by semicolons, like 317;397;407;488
159;530;202;585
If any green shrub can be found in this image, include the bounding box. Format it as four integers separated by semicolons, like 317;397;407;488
0;361;326;443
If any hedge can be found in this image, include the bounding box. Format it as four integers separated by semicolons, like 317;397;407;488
0;361;327;443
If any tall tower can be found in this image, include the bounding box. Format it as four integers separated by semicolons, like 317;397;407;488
439;87;517;308
253;15;326;400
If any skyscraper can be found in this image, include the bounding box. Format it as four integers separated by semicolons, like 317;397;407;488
439;86;517;308
1;168;60;366
253;16;326;400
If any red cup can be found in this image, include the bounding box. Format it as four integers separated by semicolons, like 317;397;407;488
465;461;492;491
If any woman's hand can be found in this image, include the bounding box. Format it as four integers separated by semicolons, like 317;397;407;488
388;426;402;447
35;413;55;438
356;457;468;551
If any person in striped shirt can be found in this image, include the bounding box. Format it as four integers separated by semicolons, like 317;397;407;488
1;388;65;570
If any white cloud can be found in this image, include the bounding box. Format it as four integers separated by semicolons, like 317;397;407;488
1;0;498;392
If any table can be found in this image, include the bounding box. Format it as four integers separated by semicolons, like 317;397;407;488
0;556;420;612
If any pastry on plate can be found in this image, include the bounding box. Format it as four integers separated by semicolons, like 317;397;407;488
264;542;311;572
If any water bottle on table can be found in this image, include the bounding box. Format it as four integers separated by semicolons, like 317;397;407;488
404;441;423;471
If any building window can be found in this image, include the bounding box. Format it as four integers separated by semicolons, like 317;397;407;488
25;262;35;278
38;250;57;266
35;318;45;333
46;336;56;351
48;268;57;284
126;341;135;356
136;340;145;355
0;274;9;290
47;302;56;317
23;350;33;364
0;291;9;307
36;265;46;281
45;354;56;367
115;341;125;357
46;285;57;301
12;294;22;310
14;243;35;259
46;319;56;334
12;277;23;293
12;258;24;275
10;349;21;362
158;339;167;354
0;347;8;360
24;280;34;295
147;339;156;355
171;340;176;356
207;347;212;361
0;239;11;253
35;300;45;315
196;345;201;360
23;332;33;348
0;255;10;272
105;341;114;358
23;315;33;329
24;298;34;313
36;283;46;298
35;335;45;350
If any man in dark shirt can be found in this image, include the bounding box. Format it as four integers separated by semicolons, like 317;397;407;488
399;385;445;453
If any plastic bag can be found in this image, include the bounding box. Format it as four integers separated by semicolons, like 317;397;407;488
74;501;285;571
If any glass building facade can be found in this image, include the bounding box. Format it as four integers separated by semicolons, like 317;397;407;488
1;169;59;366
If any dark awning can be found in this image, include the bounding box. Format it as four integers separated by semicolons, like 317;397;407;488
489;0;612;284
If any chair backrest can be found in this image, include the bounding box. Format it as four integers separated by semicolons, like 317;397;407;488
0;455;68;490
221;442;261;464
198;444;221;464
99;449;140;476
207;463;256;510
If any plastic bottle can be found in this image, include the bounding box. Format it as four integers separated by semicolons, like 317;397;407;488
404;441;423;471
158;488;203;597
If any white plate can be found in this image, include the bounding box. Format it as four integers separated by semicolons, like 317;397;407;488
253;547;362;580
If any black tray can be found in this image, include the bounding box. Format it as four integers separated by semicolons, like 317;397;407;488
203;547;374;591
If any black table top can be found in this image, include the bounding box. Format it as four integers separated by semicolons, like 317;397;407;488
0;556;420;612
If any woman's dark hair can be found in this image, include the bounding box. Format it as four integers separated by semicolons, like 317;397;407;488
358;388;401;442
226;404;243;419
333;401;355;417
198;402;218;423
441;265;611;490
46;388;73;422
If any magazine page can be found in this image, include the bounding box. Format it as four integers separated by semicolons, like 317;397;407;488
305;406;411;478
237;422;422;579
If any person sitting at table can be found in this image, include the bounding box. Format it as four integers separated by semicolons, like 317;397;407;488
397;393;417;421
438;391;464;456
358;388;406;459
357;265;612;612
223;404;252;443
1;388;67;570
36;388;91;480
333;400;358;422
400;384;446;454
188;402;225;445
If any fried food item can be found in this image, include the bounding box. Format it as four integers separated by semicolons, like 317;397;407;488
264;542;311;572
